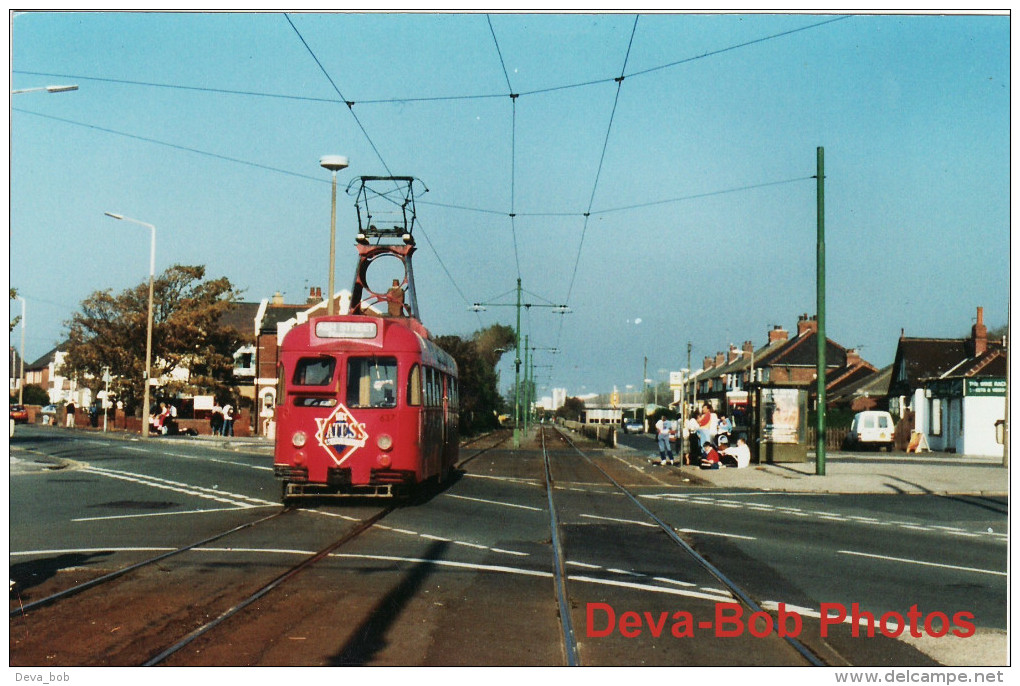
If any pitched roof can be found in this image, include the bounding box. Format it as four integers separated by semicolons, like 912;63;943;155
27;345;65;370
259;304;308;333
755;330;850;370
938;345;1007;379
219;301;263;336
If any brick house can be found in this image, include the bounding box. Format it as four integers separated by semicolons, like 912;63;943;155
689;314;877;420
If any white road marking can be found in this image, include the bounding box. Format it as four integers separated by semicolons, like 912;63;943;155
760;601;873;628
165;451;273;471
569;575;734;603
460;473;542;486
579;513;656;527
445;493;544;511
81;465;276;508
644;493;1005;541
838;550;1006;577
676;527;756;541
71;505;276;522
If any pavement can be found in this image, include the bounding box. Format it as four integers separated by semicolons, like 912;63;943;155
622;446;1009;496
13;424;1010;497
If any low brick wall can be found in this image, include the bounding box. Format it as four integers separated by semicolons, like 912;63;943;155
559;419;617;447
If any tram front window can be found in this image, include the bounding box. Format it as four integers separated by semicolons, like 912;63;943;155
346;357;398;408
293;356;336;386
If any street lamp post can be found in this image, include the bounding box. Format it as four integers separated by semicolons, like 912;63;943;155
320;155;350;315
11;84;78;95
105;212;156;440
17;296;25;405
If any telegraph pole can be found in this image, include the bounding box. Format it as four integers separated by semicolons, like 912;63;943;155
816;146;827;476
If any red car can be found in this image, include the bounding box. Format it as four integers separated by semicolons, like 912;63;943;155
10;405;28;424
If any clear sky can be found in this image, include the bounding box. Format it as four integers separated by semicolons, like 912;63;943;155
8;11;1011;399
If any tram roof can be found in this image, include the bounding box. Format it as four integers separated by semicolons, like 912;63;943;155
281;314;457;375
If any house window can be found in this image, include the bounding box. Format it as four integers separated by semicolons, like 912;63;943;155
930;398;942;436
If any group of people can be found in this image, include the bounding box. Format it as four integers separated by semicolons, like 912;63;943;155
652;402;750;470
149;401;178;435
146;398;236;436
209;399;235;436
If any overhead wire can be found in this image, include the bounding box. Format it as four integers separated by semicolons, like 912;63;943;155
487;13;522;281
283;13;479;322
14;15;850;354
13;15;850;107
555;15;640;353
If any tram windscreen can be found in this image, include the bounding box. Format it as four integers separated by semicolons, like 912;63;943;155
293;356;336;386
346;357;398;408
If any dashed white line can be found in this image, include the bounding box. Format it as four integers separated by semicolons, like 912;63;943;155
838;550;1006;577
579;513;656;527
445;493;544;511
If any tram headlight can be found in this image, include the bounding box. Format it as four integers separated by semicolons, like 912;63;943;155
377;434;393;451
377;453;392;468
292;431;308;448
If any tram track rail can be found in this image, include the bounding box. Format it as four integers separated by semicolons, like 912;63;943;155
144;505;395;666
540;428;580;666
10;504;397;667
9;508;291;618
454;429;511;470
540;424;827;667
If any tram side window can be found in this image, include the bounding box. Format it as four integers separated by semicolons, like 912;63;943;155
293;356;336;386
422;367;432;407
407;364;422;407
347;357;398;408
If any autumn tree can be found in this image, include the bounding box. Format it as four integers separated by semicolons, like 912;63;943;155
63;265;242;414
435;323;515;435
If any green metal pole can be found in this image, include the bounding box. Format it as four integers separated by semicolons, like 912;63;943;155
816;146;826;476
523;335;530;437
513;278;522;448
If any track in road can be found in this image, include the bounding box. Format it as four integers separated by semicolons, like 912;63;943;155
9;504;396;666
540;425;826;667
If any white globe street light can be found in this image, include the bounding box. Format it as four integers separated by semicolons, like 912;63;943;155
320;155;349;316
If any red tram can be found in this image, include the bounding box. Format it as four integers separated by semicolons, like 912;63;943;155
273;175;459;501
273;314;459;501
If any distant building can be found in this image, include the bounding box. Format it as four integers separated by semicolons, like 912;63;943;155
551;387;568;412
891;307;1007;456
687;314;877;422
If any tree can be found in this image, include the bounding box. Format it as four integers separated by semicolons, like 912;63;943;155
63;265;242;414
12;383;48;406
435;324;515;436
555;397;587;422
10;288;20;332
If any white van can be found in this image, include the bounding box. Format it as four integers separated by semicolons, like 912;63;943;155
848;410;896;451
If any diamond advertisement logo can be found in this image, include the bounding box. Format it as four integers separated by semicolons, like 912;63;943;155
314;403;369;465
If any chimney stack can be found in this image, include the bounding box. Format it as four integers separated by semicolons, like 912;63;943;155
727;345;741;364
797;313;818;336
970;306;988;357
768;325;789;344
704;355;714;370
272;292;284;305
846;348;861;367
715;351;726;368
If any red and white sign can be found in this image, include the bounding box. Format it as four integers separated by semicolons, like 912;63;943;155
314;403;369;465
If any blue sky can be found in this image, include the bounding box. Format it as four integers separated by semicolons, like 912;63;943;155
8;12;1010;398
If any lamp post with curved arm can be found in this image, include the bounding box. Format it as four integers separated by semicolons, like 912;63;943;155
105;212;155;439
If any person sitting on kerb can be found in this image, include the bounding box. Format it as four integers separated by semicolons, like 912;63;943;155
721;436;751;469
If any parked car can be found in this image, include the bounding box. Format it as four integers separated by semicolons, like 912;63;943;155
847;410;895;451
9;404;28;424
623;418;644;434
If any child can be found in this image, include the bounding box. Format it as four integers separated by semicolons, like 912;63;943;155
699;441;721;469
